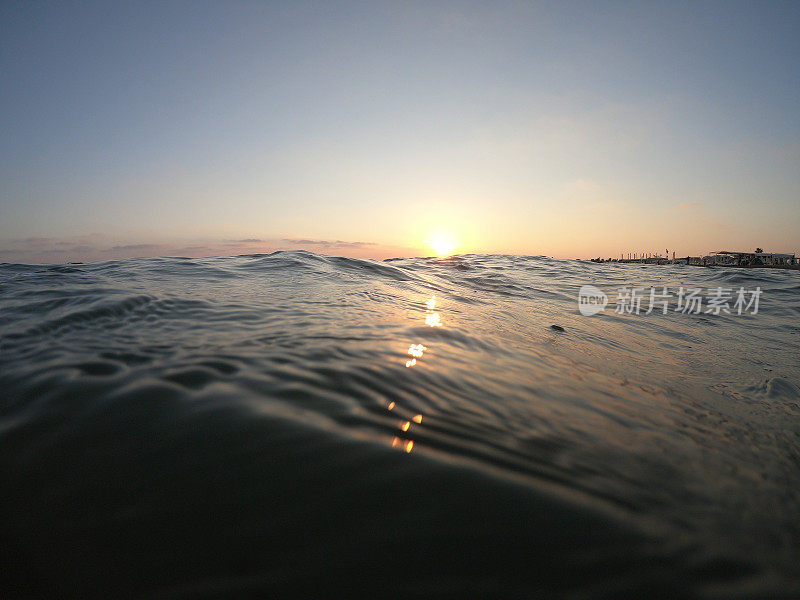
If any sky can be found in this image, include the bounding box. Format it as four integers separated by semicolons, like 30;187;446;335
1;1;798;263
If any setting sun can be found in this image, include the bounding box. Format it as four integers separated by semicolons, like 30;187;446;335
425;232;457;257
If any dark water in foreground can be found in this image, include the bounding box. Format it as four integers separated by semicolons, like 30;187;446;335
1;252;799;599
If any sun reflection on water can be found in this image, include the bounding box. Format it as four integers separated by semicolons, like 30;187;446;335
425;312;441;327
405;343;426;367
424;295;441;327
388;295;442;453
408;344;425;357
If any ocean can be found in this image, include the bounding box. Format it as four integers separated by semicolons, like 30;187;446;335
1;251;798;599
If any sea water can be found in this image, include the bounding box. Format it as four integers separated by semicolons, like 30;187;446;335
1;252;798;598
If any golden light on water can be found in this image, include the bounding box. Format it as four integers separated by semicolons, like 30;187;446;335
406;342;424;367
423;295;442;327
408;343;425;357
389;293;438;454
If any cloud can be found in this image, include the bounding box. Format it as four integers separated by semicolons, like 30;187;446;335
111;243;162;251
14;237;54;244
281;238;331;246
334;240;376;248
0;235;410;263
36;245;98;254
280;238;376;249
172;246;215;253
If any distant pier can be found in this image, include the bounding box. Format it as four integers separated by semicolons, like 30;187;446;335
589;249;799;269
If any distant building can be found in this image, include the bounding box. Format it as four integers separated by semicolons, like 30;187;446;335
704;251;797;267
607;249;797;268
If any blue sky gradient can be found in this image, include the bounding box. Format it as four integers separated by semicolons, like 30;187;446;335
2;1;798;261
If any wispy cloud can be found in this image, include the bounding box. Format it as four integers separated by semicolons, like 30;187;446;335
281;238;376;249
173;246;215;253
111;243;162;251
14;237;55;244
0;236;413;264
50;245;97;253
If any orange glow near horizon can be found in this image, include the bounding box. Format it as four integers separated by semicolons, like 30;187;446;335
425;231;457;257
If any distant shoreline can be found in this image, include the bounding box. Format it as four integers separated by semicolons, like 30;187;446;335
587;260;800;271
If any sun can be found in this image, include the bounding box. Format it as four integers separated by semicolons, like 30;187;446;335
425;232;457;257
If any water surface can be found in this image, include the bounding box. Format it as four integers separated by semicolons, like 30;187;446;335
1;252;798;598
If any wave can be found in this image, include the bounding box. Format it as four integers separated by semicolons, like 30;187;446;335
1;252;799;598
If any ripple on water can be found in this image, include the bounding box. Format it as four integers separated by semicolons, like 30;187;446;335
0;253;798;597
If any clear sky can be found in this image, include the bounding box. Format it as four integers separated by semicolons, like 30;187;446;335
1;1;798;262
